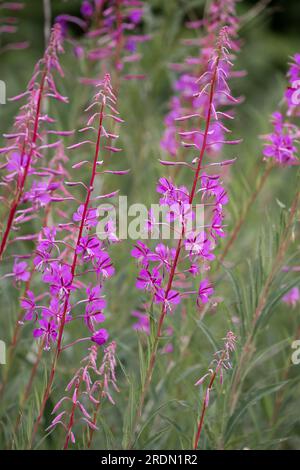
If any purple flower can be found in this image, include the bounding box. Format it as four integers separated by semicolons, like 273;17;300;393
197;279;214;305
147;243;175;271
185;232;215;261
154;289;181;310
81;1;94;18
156;177;176;205
136;268;162;292
132;310;150;334
95;252;115;278
42;263;75;297
128;9;143;25
73;205;98;228
5;152;29;181
33;314;58;351
13;261;30;282
20;290;36;321
282;287;300;308
77;236;102;261
91;328;109;346
104;220;119;243
131;241;151;267
263;112;298;165
84;285;107;330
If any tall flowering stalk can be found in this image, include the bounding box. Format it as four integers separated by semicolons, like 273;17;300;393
30;73;126;445
129;27;240;444
193;331;237;449
228;55;300;410
229;184;299;414
0;23;66;260
161;0;241;160
0;145;71;400
57;0;149;86
219;53;300;263
47;343;118;449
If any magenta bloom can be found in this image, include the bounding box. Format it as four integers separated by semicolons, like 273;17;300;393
73;205;98;228
81;0;93;18
154;289;181;310
20;290;36;321
33;315;58;351
263;112;298;165
282;287;300;308
131;241;151;267
132;310;150;335
136;268;162;292
13;261;30;282
197;279;214;305
77;236;102;261
91;329;109;346
42;263;75;297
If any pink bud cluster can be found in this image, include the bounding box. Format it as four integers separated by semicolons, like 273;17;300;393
57;0;149;82
132;29;240;318
0;24;69;259
20;74;126;352
161;0;242;158
193;331;237;448
48;342;118;448
263;54;300;166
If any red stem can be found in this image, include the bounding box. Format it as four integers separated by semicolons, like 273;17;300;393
129;55;220;447
63;378;82;450
0;71;47;260
30;102;105;447
193;350;226;449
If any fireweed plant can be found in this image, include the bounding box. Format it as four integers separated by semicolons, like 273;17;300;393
129;26;242;446
57;0;149;86
227;53;300;417
0;23;67;260
1;0;300;452
219;43;300;264
29;73;125;446
48;342;118;449
0;144;71;399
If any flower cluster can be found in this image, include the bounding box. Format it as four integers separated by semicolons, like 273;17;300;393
48;343;118;448
132;28;239;317
263;54;300;166
0;23;69;259
20;74;126;352
57;0;149;83
161;0;242;158
285;53;300;117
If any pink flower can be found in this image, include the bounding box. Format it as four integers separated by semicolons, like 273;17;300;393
13;261;30;282
73;205;98;228
20;290;36;321
33;314;58;351
154;289;181;310
132;310;150;335
282;287;300;308
197;279;214;305
136;268;162;292
91;329;109;346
